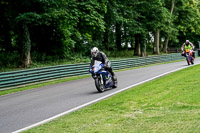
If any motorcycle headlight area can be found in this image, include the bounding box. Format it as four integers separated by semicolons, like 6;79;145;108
92;68;96;72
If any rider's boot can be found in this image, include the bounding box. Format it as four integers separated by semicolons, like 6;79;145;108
111;71;117;81
191;59;194;65
108;68;116;81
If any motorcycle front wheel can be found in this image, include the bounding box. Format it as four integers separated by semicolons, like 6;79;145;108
95;78;105;92
186;56;190;65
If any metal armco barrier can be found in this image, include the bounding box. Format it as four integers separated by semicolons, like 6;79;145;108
0;52;198;90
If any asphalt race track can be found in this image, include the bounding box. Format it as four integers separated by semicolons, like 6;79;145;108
0;59;199;133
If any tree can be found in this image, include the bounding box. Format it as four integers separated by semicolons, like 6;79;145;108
1;0;74;67
0;0;13;52
163;0;176;53
1;0;200;69
175;0;200;46
17;21;32;67
148;0;170;55
130;0;169;55
72;0;106;55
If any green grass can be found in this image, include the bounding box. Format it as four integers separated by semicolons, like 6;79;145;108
24;64;200;133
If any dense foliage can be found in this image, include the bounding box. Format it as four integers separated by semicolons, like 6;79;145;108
0;0;200;68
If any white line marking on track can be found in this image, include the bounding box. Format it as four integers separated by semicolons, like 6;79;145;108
12;64;198;133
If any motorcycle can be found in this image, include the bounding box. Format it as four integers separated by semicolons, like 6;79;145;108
185;49;194;65
89;60;118;92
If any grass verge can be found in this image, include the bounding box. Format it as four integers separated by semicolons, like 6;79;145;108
24;64;200;133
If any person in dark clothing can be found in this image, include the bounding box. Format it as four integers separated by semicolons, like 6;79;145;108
90;47;116;80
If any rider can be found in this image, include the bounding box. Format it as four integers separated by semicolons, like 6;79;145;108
90;47;116;80
181;40;195;58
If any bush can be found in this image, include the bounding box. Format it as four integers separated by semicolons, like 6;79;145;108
104;50;134;58
0;50;139;72
0;51;20;70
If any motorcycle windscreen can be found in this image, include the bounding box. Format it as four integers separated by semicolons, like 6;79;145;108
93;60;103;73
94;60;102;66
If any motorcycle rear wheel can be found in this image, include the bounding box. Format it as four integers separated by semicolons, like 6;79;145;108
95;78;105;92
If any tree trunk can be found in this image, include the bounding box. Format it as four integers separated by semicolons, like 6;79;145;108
103;27;109;50
170;0;175;15
24;51;31;68
163;0;175;53
154;29;160;55
140;35;147;57
19;22;32;68
163;36;169;53
124;24;128;49
116;22;122;50
134;34;141;56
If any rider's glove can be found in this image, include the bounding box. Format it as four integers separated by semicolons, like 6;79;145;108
89;67;92;72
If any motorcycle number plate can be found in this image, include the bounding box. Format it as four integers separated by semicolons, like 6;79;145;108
185;49;190;52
